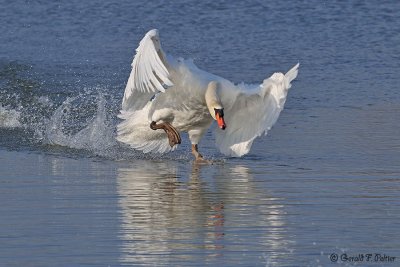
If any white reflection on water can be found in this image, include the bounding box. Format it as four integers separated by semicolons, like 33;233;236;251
117;160;293;266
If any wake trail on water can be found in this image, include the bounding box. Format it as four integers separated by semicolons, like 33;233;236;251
0;87;194;161
0;62;221;161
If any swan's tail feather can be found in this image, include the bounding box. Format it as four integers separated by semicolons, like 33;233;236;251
116;106;175;154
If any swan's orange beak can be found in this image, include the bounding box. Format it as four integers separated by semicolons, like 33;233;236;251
216;112;226;130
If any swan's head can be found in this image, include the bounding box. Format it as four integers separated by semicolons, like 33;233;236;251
205;81;226;130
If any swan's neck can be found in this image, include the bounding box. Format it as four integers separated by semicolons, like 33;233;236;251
205;81;223;119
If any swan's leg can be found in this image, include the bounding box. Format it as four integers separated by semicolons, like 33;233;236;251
191;144;213;164
150;121;181;147
191;144;203;160
188;127;213;162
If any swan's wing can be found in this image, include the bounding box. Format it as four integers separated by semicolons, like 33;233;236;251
117;29;176;153
122;29;173;111
215;63;299;157
118;60;207;154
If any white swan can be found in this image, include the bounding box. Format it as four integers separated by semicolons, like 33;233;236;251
117;29;299;159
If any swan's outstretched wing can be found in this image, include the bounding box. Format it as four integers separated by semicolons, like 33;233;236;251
122;29;173;111
117;59;208;154
215;63;299;157
117;29;176;153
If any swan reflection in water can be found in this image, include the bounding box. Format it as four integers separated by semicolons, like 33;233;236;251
117;160;292;266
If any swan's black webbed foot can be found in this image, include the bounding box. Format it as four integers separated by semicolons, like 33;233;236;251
150;121;181;147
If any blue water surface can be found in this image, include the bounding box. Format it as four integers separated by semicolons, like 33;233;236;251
0;1;399;266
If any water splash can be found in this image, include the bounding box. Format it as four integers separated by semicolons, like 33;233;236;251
43;93;118;157
0;62;198;160
0;87;195;160
0;104;21;128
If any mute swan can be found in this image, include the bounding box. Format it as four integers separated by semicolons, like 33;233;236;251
117;29;299;160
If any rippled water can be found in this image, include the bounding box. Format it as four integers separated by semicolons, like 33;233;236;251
1;0;399;266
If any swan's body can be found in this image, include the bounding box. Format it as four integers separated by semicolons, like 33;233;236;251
117;29;299;158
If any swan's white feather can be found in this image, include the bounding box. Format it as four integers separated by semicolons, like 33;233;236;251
118;55;215;153
117;29;299;157
215;63;299;157
122;29;173;111
117;103;176;153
